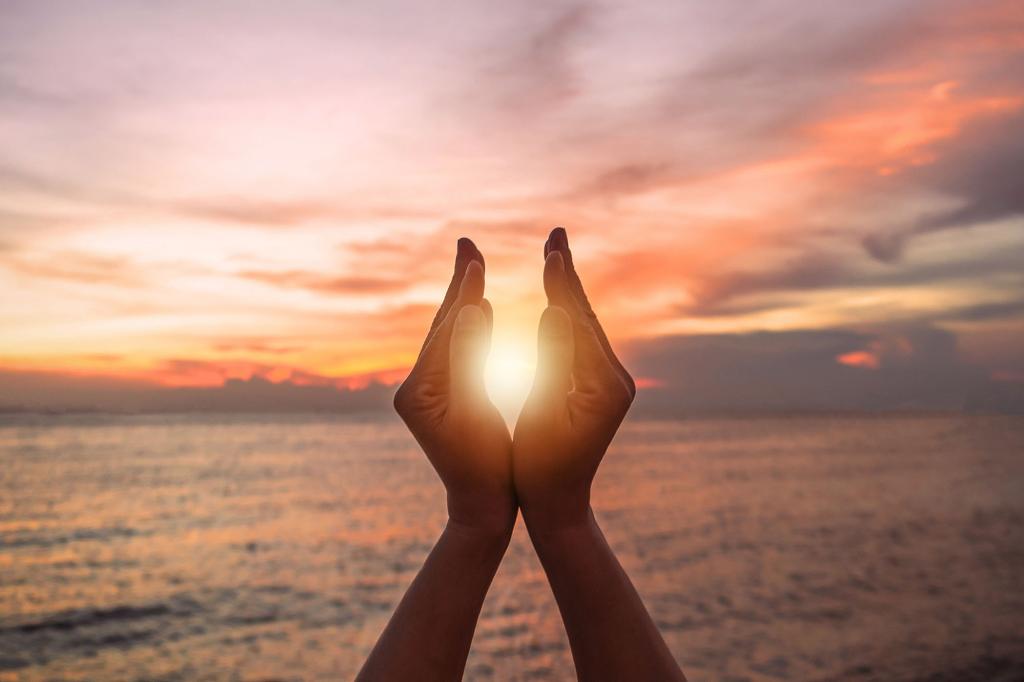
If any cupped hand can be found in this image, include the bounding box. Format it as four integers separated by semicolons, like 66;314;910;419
394;238;515;534
513;228;636;530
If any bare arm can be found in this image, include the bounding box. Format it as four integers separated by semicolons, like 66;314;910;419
357;239;515;681
528;512;682;681
356;521;510;681
513;228;686;681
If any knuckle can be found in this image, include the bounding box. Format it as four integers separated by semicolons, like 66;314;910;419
614;382;634;411
600;380;632;412
392;382;413;415
618;391;633;412
624;372;637;399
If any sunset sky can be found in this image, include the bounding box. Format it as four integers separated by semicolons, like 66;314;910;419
1;0;1022;412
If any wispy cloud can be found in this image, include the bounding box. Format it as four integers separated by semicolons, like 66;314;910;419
471;3;594;113
0;0;1022;408
2;250;145;286
238;269;411;295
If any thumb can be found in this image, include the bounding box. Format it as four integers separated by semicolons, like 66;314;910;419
449;304;489;397
530;305;574;406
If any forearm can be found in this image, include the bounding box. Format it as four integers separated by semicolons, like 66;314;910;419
527;509;686;682
356;518;513;682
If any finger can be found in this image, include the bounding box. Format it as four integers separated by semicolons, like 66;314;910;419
417;259;486;372
419;237;484;357
479;297;494;336
529;305;574;407
546;226;632;392
449;303;489;397
545;227;635;395
543;250;623;394
543;249;579;315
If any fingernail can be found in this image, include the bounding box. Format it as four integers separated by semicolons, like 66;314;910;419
546;249;566;273
539;306;572;338
460;259;484;289
551;226;567;249
455;304;485;331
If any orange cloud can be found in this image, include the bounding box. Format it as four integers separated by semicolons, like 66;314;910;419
812;85;1023;176
141;359;406;390
239;269;410;295
1;0;1022;404
836;351;881;370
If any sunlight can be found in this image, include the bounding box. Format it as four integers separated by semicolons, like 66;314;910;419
485;338;535;422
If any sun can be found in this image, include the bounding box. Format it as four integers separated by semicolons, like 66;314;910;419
485;338;535;422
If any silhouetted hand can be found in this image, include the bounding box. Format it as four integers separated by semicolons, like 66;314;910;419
513;227;636;530
393;238;515;534
362;230;684;682
510;228;685;682
358;239;516;682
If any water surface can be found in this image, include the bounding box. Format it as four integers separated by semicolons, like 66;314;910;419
1;413;1022;681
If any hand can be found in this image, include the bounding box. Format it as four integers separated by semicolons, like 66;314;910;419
367;230;685;682
513;227;636;530
393;238;516;535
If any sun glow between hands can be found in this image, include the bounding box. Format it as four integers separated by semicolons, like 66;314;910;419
484;338;535;422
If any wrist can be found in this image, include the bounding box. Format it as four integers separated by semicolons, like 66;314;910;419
444;514;515;551
524;506;601;553
446;490;518;538
517;482;592;533
521;499;594;536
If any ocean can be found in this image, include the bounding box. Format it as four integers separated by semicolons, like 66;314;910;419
1;413;1022;681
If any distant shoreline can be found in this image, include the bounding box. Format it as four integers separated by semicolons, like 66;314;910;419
1;406;1019;419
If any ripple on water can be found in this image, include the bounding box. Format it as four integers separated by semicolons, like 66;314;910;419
0;413;1022;680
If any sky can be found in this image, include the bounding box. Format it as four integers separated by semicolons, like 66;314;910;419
1;0;1022;413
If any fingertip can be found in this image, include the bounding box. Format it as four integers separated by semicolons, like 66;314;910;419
538;305;572;339
459;259;486;301
548;228;577;278
533;305;574;401
544;249;566;274
479;297;494;329
466;258;484;282
450;304;489;393
450;240;471;283
549;226;567;246
544;227;559;258
454;303;486;333
457;237;485;268
543;250;569;300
